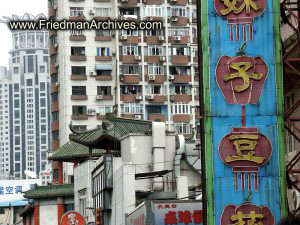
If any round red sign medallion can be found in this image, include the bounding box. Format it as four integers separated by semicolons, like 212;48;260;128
61;211;85;225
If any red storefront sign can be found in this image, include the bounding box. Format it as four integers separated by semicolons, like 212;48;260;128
221;203;274;225
214;0;267;41
164;210;203;225
216;55;268;105
219;127;272;191
61;211;85;225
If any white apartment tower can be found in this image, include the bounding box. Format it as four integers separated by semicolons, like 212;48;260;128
0;15;51;179
48;0;199;180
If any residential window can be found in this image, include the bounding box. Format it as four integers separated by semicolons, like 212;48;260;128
96;47;110;56
169;66;190;75
168;28;189;37
170;85;192;95
72;66;86;75
27;32;35;48
70;29;84;36
40;98;46;107
71;47;85;56
13;67;19;74
122;45;139;55
73;125;87;131
121;85;142;94
148;64;164;75
95;8;110;17
72;86;86;96
19;33;26;48
72;106;87;115
70;7;84;17
27;55;34;73
52;112;59;120
52;93;59;102
145;85;167;95
171;46;190;56
147;46;164;56
175;123;192;134
97;86;111;95
121;103;143;114
144;5;163;17
96;30;111;37
96;69;111;76
172;103;191;114
41;109;46;117
168;6;189;17
121;65;140;74
36;32;45;48
144;29;163;36
41;125;47;133
40;82;46;91
121;29;139;36
79;189;87;218
98;106;113;115
14;99;20;108
40;66;45;73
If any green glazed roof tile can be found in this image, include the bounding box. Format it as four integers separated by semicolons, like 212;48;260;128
23;184;74;199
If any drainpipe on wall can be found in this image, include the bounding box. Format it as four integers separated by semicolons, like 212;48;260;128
152;122;166;191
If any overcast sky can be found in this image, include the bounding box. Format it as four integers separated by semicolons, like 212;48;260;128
0;0;47;68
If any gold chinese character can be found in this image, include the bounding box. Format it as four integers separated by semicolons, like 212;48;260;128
225;134;265;164
223;62;263;92
220;0;261;16
231;211;264;225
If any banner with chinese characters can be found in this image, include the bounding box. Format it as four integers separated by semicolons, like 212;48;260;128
201;0;286;224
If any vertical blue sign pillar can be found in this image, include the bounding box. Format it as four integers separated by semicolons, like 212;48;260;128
202;0;287;224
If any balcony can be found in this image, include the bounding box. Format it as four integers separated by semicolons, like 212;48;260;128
119;0;138;6
120;94;141;102
119;36;140;44
69;16;86;21
69;0;85;1
96;114;106;120
95;0;110;2
144;0;163;4
145;56;161;64
52;140;60;150
120;74;141;84
172;56;189;65
71;95;88;100
146;75;166;84
149;113;165;122
170;94;191;103
169;0;188;5
51;83;59;93
95;56;112;61
95;75;113;81
48;6;56;18
169;16;189;26
96;95;113;100
51;120;59;132
50;64;57;75
94;16;111;21
145;36;164;45
173;75;191;83
49;30;57;37
71;114;88;120
168;36;189;45
121;114;136;119
70;75;87;80
52;101;59;112
95;36;113;41
70;55;87;61
193;37;198;44
69;35;86;41
173;114;191;123
146;95;167;103
49;46;57;56
121;55;139;64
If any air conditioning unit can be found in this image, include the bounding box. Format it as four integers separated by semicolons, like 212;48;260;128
136;95;142;100
169;75;175;80
121;0;128;2
54;43;58;48
111;50;116;56
135;55;142;61
96;95;103;100
135;115;142;119
175;36;181;41
146;95;154;100
171;0;177;2
143;0;147;3
89;71;96;77
120;75;124;81
120;16;126;20
195;140;201;146
158;36;165;41
55;82;59;86
120;35;127;40
160;56;166;62
170;95;174;102
89;10;95;16
88;109;96;116
147;16;153;21
148;75;155;81
171;16;178;22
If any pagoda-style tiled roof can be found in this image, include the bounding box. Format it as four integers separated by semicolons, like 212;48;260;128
69;115;153;148
23;184;74;199
48;141;109;162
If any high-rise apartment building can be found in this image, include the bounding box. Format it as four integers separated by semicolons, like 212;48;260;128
0;15;52;180
48;0;199;179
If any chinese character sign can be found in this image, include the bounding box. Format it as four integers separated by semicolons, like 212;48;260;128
221;203;275;225
216;56;268;105
61;212;84;225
